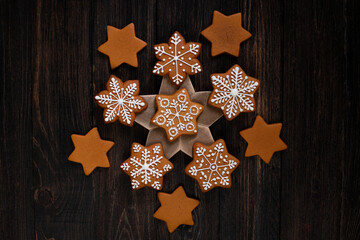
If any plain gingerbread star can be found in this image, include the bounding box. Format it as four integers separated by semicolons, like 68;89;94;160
68;127;114;175
98;23;147;69
153;186;199;233
240;116;287;164
201;11;251;57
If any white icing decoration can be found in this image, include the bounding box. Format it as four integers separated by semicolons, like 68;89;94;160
210;66;259;119
95;78;146;124
151;181;161;190
153;32;202;85
188;143;238;191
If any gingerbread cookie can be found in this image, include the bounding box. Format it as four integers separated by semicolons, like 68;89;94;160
201;11;251;57
151;88;204;142
120;143;173;190
153;32;202;86
98;23;147;69
68;127;114;176
240;115;287;163
95;75;147;126
208;64;260;121
153;186;200;233
185;139;240;192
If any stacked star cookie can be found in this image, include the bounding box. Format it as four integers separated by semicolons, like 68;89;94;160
67;10;288;234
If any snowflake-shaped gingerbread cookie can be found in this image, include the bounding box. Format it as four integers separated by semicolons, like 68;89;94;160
208;64;260;121
185;139;240;192
95;75;147;126
120;143;173;190
153;32;202;86
152;88;204;142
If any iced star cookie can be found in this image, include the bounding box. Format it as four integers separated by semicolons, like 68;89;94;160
151;88;204;142
152;32;202;87
208;64;260;121
95;75;147;126
120;143;173;190
185;139;240;192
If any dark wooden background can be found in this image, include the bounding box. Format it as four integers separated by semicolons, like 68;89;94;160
1;0;359;239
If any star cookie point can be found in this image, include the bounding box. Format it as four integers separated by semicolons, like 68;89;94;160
185;139;240;192
240;115;287;163
153;32;202;87
208;64;259;121
120;143;173;190
68;127;114;176
153;186;199;233
95;75;147;126
152;88;204;142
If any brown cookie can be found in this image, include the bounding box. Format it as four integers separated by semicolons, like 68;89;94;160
201;11;251;57
153;31;202;86
120;143;173;190
208;64;260;121
97;23;147;69
68;127;114;176
151;88;204;142
239;115;287;163
153;186;200;233
95;75;147;126
185;139;240;192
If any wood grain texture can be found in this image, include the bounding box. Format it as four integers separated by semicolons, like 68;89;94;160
0;0;359;239
0;0;35;239
281;0;347;239
341;0;360;239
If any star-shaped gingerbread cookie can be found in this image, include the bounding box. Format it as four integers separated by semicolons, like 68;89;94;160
153;186;199;233
240;115;287;163
153;32;202;87
208;64;260;121
185;139;240;192
201;11;251;57
120;143;173;190
98;23;147;69
151;88;204;142
68;128;114;175
95;75;147;126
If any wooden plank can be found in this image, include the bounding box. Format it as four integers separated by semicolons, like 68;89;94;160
281;0;346;239
92;0;157;239
32;0;94;239
341;0;360;239
228;0;284;239
0;0;36;239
